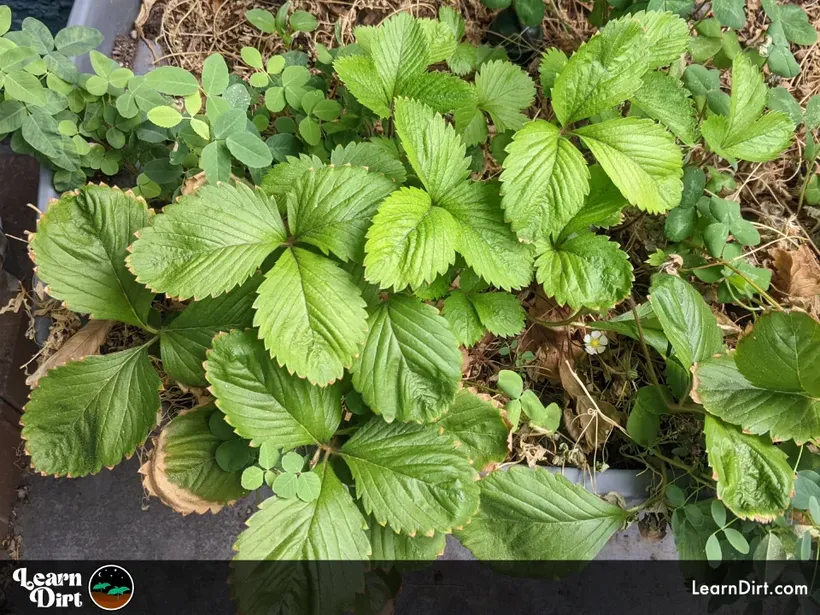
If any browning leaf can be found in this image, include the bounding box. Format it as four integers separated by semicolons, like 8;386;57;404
26;319;114;387
771;245;820;319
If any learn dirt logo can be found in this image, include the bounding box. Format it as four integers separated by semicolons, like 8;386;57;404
87;565;134;610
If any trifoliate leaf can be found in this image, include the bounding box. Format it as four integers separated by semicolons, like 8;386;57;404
440;181;534;290
735;310;820;397
693;354;820;444
127;182;286;300
500;120;589;241
287;165;395;263
160;275;261;387
143;405;246;514
701;54;793;162
704;416;793;522
632;10;691;69
474;60;535;133
437;390;509;469
23;345;161;477
253;247;368;386
455;466;630;560
536;234;633;311
648;274;723;369
574;117;683;214
552;17;648;125
235;462;369;559
340;417;480;535
205;330;342;447
364;187;460;291
394;97;470;204
631;71;700;145
351;296;461;423
31;184;154;328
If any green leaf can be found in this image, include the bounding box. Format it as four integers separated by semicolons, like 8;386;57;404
226;131;273;168
282;451;305;474
253;247;368;386
0;100;25;133
778;4;818;45
536;233;633;311
54;25;103;56
648;273;723;369
767;86;802;126
245;8;277;34
0;6;10;36
212;107;246;139
632;10;691;69
288;165;395;263
5;69;46;106
329;141;407;183
498;370;524;399
627;386;667;446
160;276;260;387
147;105;182;128
513;0;544;27
539;48;568;95
735;311;820;397
257;441;279;469
552;17;648;125
31;185;153;327
241;466;264;491
713;0;746;29
706;534;722;563
693;354;820;444
199;141;232;184
201;53;229;97
235;461;370;558
340;417;479;535
215;438;254;472
559;165;628;239
145;66;199;96
436;390;509;469
474;60;535;132
574;117;683;214
704;416;793;522
371;13;428;101
241;46;264;69
394;97;469;204
455;466;630;560
469;291;525;338
333;55;391;118
127;182;286;300
364;187;460;291
351;295;461;423
711;499;727;526
442;181;534;290
631;71;700;145
206;329;342;447
22;17;53;54
442;290;484;346
500;120;589;242
368;517;445;562
22;346;161;477
702;54;793;162
273;471;298;498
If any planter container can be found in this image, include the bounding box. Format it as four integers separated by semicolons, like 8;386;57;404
26;0;674;562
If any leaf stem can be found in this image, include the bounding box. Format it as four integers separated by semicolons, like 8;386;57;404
651;448;713;489
528;308;587;328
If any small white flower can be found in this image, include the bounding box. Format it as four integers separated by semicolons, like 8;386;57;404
583;331;608;355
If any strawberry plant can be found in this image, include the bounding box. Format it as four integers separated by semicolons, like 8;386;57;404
19;2;820;609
